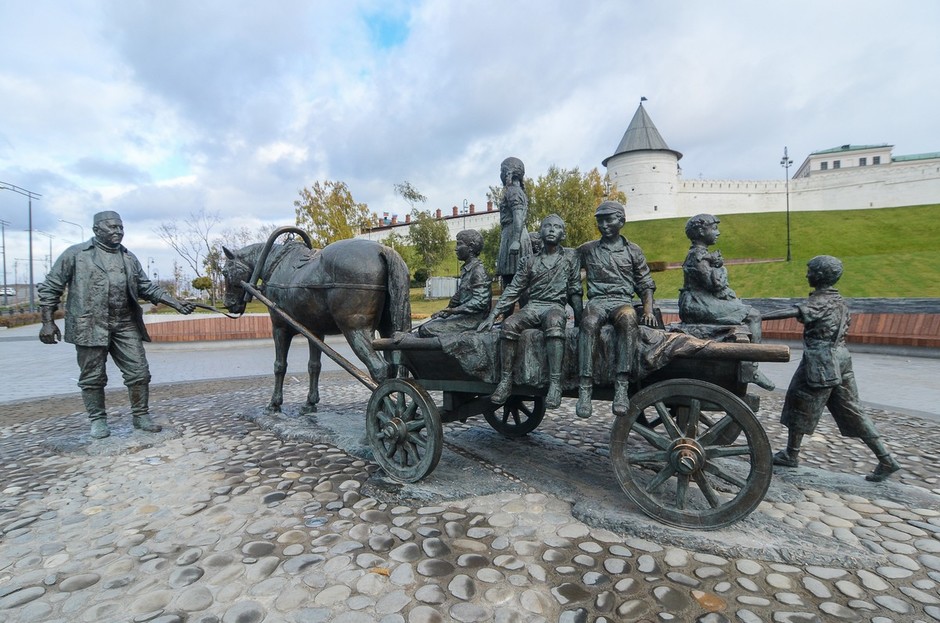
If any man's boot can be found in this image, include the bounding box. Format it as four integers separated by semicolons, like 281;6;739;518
612;374;630;416
544;337;564;409
863;437;901;482
83;388;110;439
490;341;517;405
129;385;162;433
772;430;803;467
576;378;593;419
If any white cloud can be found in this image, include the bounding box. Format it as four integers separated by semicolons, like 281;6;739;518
2;0;939;282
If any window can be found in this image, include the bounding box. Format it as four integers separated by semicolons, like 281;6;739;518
833;160;841;169
859;157;867;166
820;162;828;170
873;156;881;165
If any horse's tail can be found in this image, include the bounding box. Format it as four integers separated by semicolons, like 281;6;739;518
379;245;412;335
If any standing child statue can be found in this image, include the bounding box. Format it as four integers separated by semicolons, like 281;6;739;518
495;157;533;304
418;229;491;337
478;214;582;409
576;200;657;418
763;255;900;482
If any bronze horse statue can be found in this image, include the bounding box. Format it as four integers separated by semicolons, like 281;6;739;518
222;227;411;415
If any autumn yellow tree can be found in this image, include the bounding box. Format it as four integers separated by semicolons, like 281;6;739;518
526;167;626;247
294;180;370;247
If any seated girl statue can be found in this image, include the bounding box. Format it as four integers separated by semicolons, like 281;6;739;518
679;214;773;390
679;214;763;342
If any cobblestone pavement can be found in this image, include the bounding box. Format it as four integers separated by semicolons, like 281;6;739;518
1;372;940;623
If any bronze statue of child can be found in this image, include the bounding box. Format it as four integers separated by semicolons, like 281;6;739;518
418;229;491;337
679;214;764;341
478;214;582;409
575;200;657;418
763;255;900;482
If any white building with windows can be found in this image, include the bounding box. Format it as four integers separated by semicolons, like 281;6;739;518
359;102;940;241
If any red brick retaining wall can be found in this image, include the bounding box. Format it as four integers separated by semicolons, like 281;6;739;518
147;311;940;348
660;312;940;349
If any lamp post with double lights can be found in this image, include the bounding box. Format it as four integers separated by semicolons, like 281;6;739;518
780;147;793;262
59;218;85;243
0;181;41;311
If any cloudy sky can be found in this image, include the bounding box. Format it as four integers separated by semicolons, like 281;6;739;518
2;0;938;284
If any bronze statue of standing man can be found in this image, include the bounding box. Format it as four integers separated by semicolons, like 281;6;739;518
496;157;533;297
38;211;195;439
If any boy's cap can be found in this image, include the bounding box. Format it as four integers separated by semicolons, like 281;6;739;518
595;201;625;217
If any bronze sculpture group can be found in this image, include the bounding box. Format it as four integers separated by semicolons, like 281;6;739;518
39;162;900;486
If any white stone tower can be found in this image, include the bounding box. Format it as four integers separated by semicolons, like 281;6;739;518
602;100;682;219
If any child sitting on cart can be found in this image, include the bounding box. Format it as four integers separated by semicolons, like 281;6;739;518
418;229;492;338
478;214;582;409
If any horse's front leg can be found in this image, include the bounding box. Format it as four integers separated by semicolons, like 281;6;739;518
302;337;323;416
343;328;388;383
268;325;293;414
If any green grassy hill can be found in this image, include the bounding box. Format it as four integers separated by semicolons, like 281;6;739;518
626;204;940;298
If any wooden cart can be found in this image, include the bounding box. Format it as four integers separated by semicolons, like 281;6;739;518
243;281;788;530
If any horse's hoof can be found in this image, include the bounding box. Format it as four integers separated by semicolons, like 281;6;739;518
264;405;282;415
300;403;318;416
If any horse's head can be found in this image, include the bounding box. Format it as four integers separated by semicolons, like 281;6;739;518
222;246;252;314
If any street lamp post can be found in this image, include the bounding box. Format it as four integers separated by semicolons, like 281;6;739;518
0;218;9;305
59;218;85;242
36;231;54;273
0;181;42;311
780;147;793;262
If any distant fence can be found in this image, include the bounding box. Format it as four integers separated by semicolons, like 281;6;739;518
145;299;940;348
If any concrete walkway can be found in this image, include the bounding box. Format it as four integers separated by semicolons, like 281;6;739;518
3;321;938;420
3;322;940;622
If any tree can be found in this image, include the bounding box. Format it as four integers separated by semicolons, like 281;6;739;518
479;224;502;275
156;208;221;280
191;276;213;301
294;180;370;247
380;231;416;268
526;167;627;247
394;181;427;211
408;209;450;277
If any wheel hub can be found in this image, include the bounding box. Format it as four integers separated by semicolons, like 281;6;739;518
669;438;705;474
383;417;407;443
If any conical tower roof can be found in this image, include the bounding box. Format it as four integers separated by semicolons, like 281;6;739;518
602;101;682;166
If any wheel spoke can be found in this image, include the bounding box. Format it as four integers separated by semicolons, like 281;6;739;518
401;400;418;422
406;433;427;449
704;461;747;488
706;445;752;458
685;399;701;437
697;414;736;446
382;395;399;417
406;419;426;432
384;441;397;459
404;441;419;465
628;450;668;463
692;471;722;508
518;403;533;418
631;421;672;450
655;402;682;439
645;463;677;493
676;474;689;510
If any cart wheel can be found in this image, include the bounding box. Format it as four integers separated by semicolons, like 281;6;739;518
367;378;443;483
610;379;771;530
483;395;546;437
